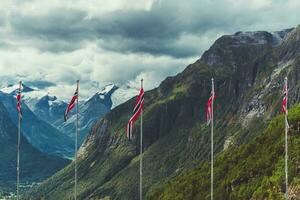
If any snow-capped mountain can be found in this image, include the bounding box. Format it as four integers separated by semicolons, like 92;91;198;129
0;82;137;156
111;84;140;108
0;91;74;158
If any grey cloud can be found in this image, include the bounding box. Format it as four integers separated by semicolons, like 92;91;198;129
6;0;259;57
9;8;94;53
10;8;90;40
92;0;299;57
5;0;300;58
26;80;56;89
97;35;202;58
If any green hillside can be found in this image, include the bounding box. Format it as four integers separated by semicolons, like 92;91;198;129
147;104;300;200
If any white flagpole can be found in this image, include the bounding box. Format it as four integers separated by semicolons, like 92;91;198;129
284;77;288;200
211;78;214;200
17;81;21;200
75;80;79;200
140;78;143;200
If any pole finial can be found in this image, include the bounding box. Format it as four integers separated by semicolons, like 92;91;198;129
141;78;144;88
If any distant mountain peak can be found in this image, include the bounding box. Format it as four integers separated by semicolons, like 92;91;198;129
99;84;119;96
0;83;35;94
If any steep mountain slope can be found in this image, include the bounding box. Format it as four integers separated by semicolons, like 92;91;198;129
0;101;70;194
26;26;300;200
0;92;73;158
147;104;300;199
31;94;67;125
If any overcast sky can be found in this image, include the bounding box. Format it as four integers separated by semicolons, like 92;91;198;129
0;0;299;99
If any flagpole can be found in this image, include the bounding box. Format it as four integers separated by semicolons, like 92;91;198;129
140;78;143;200
284;77;288;200
75;80;79;200
17;81;21;200
211;78;214;200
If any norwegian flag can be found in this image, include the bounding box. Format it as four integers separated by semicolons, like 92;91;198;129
206;89;216;125
282;79;288;114
64;86;78;122
16;82;22;118
126;87;144;140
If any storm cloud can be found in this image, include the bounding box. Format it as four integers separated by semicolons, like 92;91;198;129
6;0;300;57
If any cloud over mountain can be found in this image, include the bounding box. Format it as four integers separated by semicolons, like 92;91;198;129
0;0;299;99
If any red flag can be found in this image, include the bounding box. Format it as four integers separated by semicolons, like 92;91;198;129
64;86;78;122
126;87;144;140
206;90;216;125
16;82;22;118
282;80;288;114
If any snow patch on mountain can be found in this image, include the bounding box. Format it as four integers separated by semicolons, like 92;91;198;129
232;31;270;45
111;85;138;108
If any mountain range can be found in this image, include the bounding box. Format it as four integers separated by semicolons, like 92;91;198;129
25;25;300;200
0;83;128;158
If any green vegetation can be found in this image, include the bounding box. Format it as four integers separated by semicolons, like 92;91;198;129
147;104;300;200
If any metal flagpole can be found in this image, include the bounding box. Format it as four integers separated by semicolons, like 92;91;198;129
17;81;21;200
211;78;214;200
75;80;79;200
285;77;288;200
140;78;143;200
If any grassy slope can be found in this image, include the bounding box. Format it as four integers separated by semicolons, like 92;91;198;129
147;104;300;200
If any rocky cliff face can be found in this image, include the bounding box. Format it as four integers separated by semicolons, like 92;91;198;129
27;25;300;200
